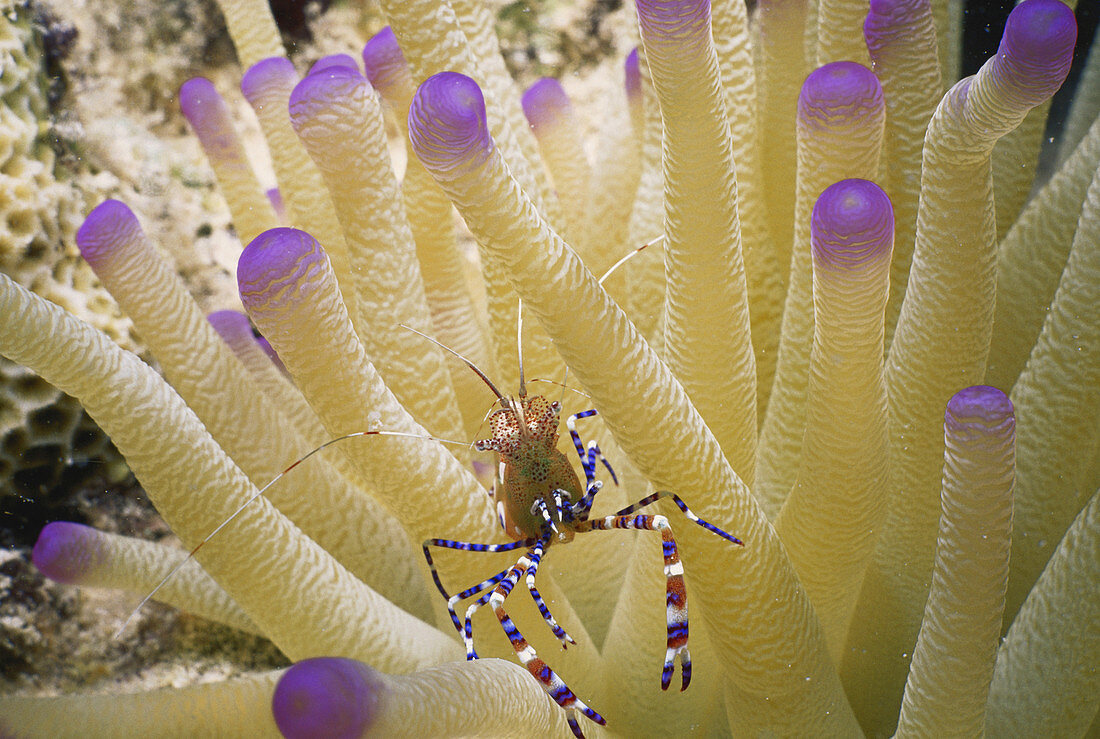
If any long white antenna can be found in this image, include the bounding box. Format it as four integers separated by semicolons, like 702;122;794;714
115;428;470;639
399;323;507;403
516;299;527;399
526;377;591;400
598;234;666;286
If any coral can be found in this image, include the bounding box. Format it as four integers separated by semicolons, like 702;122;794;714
1;0;1098;737
0;4;135;523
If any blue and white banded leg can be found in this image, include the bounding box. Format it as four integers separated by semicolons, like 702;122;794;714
577;511;693;690
613;491;744;547
537;488;570;540
456;535;574;651
566;409;619;486
487;554;606;738
575;493;743;692
422;529;574;655
422;537;535;644
522;531;575;648
570;480;602;522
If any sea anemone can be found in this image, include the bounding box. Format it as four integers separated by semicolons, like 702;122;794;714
1;0;1097;736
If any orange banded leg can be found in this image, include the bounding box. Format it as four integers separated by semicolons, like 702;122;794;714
458;538;575;651
422;536;536;649
578;513;692;691
522;537;576;648
489;553;606;738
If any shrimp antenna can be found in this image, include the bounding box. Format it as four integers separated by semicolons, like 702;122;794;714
527;377;592;400
399;323;506;403
547;235;664;407
115;428;471;639
598;234;666;286
517;299;527;399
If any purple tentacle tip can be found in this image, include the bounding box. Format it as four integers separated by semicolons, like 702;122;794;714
208;308;287;372
408;72;493;179
799;62;884;128
362;27;406;89
996;0;1076;104
32;521;103;585
309;54;360;77
267;187;285;219
237;228;326;309
241;57;297;105
254;335;288;373
625;48;641;100
522;78;570;131
811;179;894;270
290;65;363;125
272;658;381;739
206;308;252;339
945;386;1015;434
865;0;904;19
76;199;142;268
179;77;228;132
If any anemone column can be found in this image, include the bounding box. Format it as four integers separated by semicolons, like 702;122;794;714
774;179;893;663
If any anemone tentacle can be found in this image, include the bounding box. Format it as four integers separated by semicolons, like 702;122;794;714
623;46;668;356
991;0;1084;241
273;657;572;737
636;0;757;484
288;66;465;443
522;78;591;250
0;273;456;668
179;78;279;244
863;0;943;346
1006;155;1100;622
986;486;1100;736
710;0;781;415
410;70;858;735
381;0;564;393
240;58;354;308
362;28;497;438
895;386;1016;737
236;227;603;676
987;114;1100;391
754;0;807;288
774;178;893;661
579;49;645;287
756;61;886;517
76;201;431;619
0;671;284;737
33;521;259;635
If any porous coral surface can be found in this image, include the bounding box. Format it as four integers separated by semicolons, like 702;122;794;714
0;5;133;519
0;0;282;699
